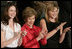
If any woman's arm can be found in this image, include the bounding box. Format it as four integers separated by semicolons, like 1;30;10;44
46;22;67;40
59;27;71;43
18;36;22;46
22;31;44;48
60;25;63;35
40;19;47;29
46;26;59;39
40;19;48;32
1;31;20;48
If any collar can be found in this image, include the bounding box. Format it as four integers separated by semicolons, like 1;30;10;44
24;24;35;30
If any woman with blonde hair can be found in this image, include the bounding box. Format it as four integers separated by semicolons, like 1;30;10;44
33;1;71;48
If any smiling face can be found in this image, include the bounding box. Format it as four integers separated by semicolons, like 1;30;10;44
8;6;16;19
22;7;37;27
48;7;59;19
26;15;35;27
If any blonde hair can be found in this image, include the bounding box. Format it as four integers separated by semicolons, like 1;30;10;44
44;1;59;23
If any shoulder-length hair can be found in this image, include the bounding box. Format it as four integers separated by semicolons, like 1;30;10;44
1;2;19;25
44;1;59;23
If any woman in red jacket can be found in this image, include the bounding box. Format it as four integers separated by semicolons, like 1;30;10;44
21;7;47;48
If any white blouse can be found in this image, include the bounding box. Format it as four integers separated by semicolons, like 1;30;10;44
1;22;21;48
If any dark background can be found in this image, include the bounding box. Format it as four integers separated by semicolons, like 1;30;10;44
1;1;71;26
1;1;71;48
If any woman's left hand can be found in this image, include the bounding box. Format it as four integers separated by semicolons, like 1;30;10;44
59;22;67;35
63;27;71;33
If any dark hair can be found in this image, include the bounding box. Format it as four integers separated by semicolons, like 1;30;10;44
22;7;37;22
1;2;19;25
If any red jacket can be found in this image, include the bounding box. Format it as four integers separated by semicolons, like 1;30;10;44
21;24;47;48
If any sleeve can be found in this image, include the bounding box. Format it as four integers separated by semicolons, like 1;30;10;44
40;36;47;46
21;25;25;31
21;26;40;48
1;22;6;32
22;38;39;48
17;23;21;33
37;26;47;46
34;26;42;37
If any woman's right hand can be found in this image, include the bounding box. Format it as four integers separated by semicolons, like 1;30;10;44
14;31;22;40
42;27;48;35
21;29;27;37
14;32;20;40
57;22;67;30
36;31;47;41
